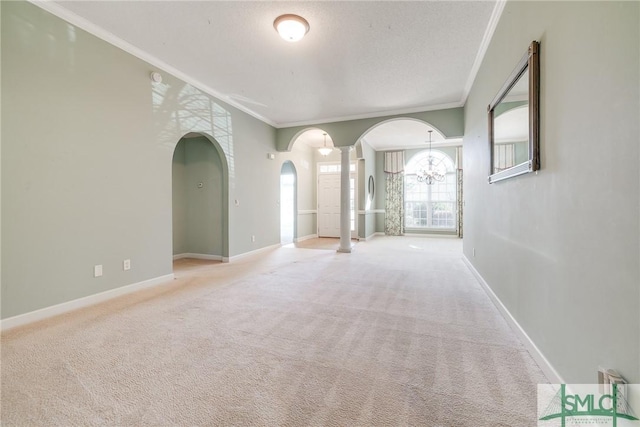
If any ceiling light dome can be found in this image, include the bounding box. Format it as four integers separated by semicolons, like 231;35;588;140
274;14;310;42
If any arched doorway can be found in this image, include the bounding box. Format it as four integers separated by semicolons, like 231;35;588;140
280;161;297;244
172;132;229;265
355;118;462;237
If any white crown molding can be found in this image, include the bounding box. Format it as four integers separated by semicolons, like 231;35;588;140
462;256;564;384
28;0;278;128
460;0;507;105
277;101;464;129
28;1;499;131
1;274;175;332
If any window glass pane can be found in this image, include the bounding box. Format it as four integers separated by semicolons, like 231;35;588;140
404;149;457;229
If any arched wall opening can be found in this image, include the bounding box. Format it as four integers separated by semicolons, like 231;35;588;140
287;128;359;240
356;118;448;147
171;132;229;262
355;118;462;238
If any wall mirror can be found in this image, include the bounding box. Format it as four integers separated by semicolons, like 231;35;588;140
368;175;375;199
488;41;539;184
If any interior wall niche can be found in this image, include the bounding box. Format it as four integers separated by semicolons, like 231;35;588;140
172;136;224;257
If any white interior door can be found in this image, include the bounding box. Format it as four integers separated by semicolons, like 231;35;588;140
318;174;341;237
317;165;357;238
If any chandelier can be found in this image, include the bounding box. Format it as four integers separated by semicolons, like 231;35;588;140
417;130;445;185
318;133;333;156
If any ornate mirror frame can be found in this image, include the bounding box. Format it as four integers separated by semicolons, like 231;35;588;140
488;41;540;184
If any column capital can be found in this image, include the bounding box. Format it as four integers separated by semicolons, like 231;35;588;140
337;146;354;152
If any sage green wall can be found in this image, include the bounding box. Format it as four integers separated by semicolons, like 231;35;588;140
464;1;639;383
0;1;279;318
514;140;528;165
172;137;224;257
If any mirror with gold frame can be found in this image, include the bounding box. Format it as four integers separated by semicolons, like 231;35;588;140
488;41;540;184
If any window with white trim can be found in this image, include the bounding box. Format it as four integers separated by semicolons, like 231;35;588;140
319;164;356;173
404;150;457;229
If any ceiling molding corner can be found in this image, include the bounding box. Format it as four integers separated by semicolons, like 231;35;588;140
460;0;507;106
28;0;278;128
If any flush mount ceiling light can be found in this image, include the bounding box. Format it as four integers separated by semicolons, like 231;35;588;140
318;133;333;156
273;14;310;42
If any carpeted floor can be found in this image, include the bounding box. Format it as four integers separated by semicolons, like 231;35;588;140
1;236;548;426
284;237;357;251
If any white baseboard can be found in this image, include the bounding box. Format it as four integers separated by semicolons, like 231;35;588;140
1;273;175;332
227;243;282;262
462;256;564;384
404;232;459;238
294;234;317;243
173;253;224;261
360;232;381;241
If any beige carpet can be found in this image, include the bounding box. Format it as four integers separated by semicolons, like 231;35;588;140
285;237;357;251
1;236;548;426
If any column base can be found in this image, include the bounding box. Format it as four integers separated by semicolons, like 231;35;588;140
337;245;353;253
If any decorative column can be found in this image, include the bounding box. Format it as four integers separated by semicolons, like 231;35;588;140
338;146;353;253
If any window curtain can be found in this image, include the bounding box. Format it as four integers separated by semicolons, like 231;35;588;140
384;151;405;236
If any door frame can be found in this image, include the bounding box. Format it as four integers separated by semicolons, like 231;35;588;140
317;161;358;239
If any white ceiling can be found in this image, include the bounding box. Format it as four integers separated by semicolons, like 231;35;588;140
50;0;501;134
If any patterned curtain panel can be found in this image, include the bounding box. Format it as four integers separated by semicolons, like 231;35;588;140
456;168;463;238
455;147;463;238
384;151;405;236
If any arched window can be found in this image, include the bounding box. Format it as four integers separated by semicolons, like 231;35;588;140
404;150;457;229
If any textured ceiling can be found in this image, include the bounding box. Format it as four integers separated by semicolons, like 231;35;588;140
51;0;499;131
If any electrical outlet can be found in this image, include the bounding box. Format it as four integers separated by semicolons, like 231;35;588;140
473;248;476;257
94;265;103;277
123;259;131;271
251;235;256;242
